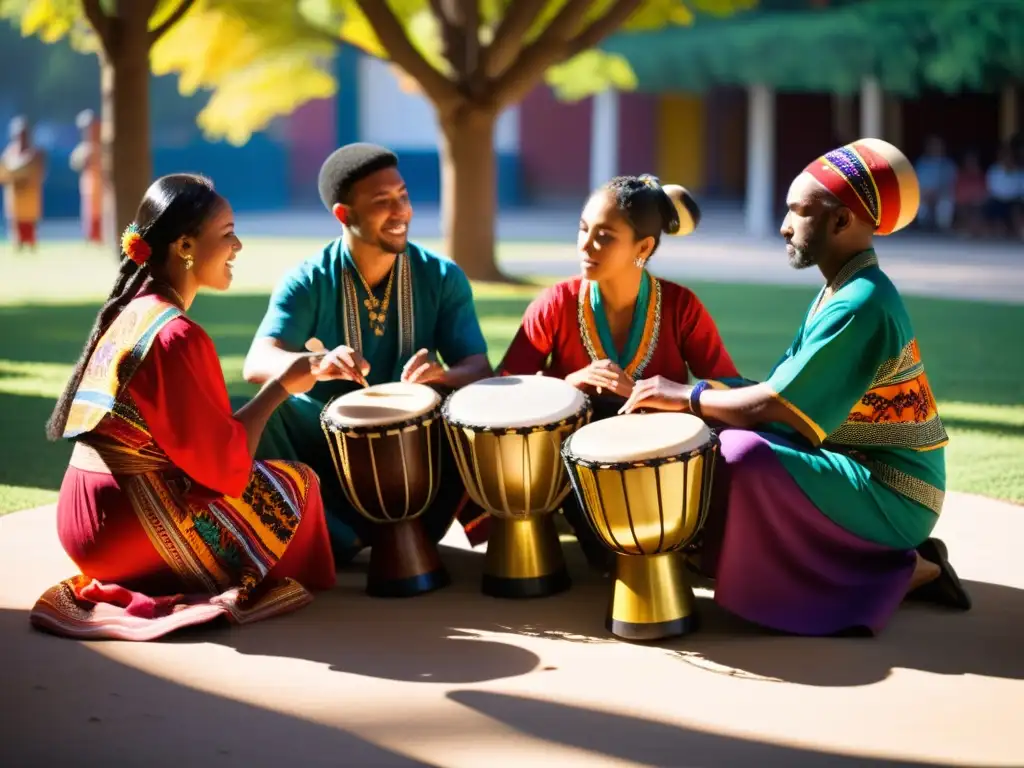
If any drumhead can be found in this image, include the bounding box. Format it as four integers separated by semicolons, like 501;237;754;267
445;375;586;429
566;413;711;463
324;382;441;428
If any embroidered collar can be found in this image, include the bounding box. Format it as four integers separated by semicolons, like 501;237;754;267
811;249;879;317
340;248;415;360
577;272;661;380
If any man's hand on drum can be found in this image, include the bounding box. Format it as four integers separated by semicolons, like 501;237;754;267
619;376;692;414
402;348;447;385
314;345;370;386
566;360;633;398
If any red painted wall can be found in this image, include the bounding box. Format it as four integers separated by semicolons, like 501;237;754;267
774;92;835;211
616;92;658;177
519;85;592;203
901;91;1001;165
286;98;337;206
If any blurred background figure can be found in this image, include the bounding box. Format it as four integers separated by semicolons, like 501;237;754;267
69;109;103;245
953;149;988;238
0;116;47;251
915;135;957;233
983;143;1024;239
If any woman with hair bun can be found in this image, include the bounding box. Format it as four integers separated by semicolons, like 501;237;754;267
499;175;740;569
32;173;337;641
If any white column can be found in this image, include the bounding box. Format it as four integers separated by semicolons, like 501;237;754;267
860;76;884;139
745;84;775;238
590;89;620;189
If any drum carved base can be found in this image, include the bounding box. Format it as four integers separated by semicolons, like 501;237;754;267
606;552;696;641
482;515;571;599
367;518;450;598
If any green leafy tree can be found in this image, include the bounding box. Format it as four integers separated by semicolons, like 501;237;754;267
2;0;202;248
158;0;755;280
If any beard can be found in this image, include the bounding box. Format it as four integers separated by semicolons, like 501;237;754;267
348;210;407;254
786;219;830;270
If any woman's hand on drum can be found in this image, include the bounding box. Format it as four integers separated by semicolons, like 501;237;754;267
566;360;633;398
314;345;370;386
402;348;447;385
619;376;692;414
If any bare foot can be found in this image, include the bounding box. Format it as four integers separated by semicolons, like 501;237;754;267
906;552;941;594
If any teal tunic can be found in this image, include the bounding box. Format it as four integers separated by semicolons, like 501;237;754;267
251;239;488;561
704;250;947;549
759;250;947;549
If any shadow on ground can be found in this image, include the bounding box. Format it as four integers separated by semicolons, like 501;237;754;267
0;598;967;768
193;546;1024;689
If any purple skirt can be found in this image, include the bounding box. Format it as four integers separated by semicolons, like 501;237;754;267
699;430;916;636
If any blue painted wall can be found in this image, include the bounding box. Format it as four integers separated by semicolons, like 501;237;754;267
394;149;522;207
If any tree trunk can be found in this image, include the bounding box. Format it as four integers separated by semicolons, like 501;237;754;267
99;9;153;255
438;105;508;282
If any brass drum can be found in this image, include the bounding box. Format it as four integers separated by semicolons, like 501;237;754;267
562;412;718;640
321;382;448;597
443;376;591;598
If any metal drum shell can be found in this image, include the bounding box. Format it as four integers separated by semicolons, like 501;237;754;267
441;395;592;520
561;432;720;556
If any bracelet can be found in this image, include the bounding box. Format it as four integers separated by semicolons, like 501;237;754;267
689;380;710;419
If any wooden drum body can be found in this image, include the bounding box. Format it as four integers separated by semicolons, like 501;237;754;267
443;376;591;598
562;413;719;640
321;382;449;597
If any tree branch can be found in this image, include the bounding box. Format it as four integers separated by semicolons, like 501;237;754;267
564;0;644;57
355;0;461;109
149;0;196;46
81;0;113;55
495;0;638;109
428;0;474;84
478;0;547;79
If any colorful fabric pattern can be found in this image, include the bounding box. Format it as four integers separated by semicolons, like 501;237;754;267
30;295;333;641
577;271;661;379
63;295;182;438
499;276;739;386
803;138;920;235
760;250;946;547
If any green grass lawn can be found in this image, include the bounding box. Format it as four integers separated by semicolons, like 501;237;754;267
1;239;1022;513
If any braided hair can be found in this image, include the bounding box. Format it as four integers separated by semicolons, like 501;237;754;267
45;173;223;441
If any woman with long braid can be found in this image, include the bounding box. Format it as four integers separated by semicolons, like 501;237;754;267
32;174;337;641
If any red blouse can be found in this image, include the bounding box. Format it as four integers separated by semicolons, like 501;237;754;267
126;315;254;498
499;276;739;383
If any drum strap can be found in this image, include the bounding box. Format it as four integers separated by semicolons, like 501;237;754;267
341;251;415;364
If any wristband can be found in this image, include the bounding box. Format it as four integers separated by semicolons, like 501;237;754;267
689;380;710;419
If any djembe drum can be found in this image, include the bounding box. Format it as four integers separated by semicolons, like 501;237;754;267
443;376;591;598
320;382;449;598
562;412;719;640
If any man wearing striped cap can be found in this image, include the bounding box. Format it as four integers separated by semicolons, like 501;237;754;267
622;138;970;637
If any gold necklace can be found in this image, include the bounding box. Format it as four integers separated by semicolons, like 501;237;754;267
155;283;186;310
354;264;395;337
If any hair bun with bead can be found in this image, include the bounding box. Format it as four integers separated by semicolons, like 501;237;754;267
659;184;701;237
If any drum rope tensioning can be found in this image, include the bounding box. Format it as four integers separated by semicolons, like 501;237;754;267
562;412;719;641
442;375;592;599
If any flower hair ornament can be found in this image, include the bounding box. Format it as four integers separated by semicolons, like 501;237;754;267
121;223;152;266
